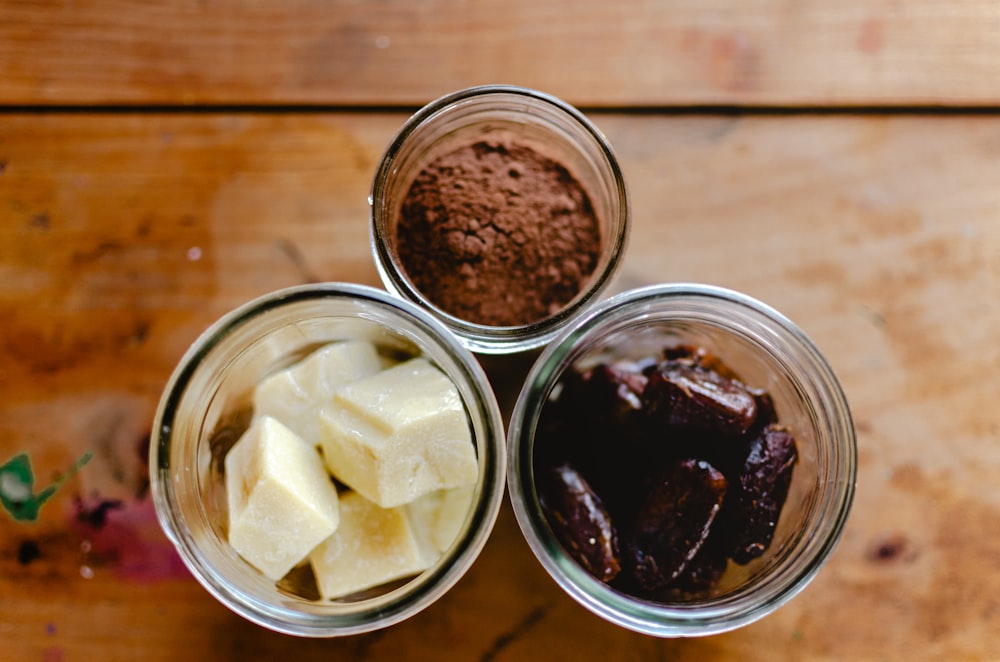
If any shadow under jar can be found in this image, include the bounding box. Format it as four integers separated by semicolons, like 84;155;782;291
507;283;857;637
370;85;629;355
151;283;506;637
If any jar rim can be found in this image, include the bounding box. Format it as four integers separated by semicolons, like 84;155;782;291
506;282;857;636
151;282;507;636
369;84;630;354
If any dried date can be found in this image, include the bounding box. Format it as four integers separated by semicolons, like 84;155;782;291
539;463;621;583
662;344;741;381
662;531;731;596
536;361;653;519
626;459;727;591
565;361;649;442
724;424;799;563
642;360;758;438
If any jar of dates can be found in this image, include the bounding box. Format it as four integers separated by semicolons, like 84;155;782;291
151;283;506;636
507;283;857;637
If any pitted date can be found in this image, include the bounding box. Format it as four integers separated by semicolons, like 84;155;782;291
533;342;800;600
725;424;799;563
667;536;730;594
627;459;727;591
662;344;740;381
561;361;649;443
535;360;653;520
539;463;621;583
643;360;758;437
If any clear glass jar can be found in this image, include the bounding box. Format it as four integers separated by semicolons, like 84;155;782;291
507;283;857;637
370;85;630;355
150;283;506;636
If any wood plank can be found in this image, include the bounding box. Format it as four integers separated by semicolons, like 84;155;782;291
2;112;1000;659
2;1;1000;107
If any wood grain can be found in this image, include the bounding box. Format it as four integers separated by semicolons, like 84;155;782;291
2;112;999;659
2;1;1000;107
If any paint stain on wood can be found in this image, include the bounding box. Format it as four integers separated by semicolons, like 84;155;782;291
857;19;885;55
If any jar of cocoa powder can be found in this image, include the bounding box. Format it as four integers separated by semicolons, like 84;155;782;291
370;85;629;354
506;284;857;636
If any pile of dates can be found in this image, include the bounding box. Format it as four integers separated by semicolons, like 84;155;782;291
534;344;799;600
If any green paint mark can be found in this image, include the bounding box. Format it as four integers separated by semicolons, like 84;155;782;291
0;452;92;522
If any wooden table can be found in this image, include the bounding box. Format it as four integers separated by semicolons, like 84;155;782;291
2;2;999;659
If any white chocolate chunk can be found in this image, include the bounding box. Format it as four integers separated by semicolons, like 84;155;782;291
407;485;476;555
309;491;434;600
252;340;383;446
225;416;340;581
318;357;478;508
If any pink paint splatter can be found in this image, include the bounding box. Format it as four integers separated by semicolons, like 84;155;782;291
709;32;759;92
71;497;189;584
857;18;884;55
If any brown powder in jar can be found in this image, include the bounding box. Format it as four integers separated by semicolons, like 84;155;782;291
395;139;602;327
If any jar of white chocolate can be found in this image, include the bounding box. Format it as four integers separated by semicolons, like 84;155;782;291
150;283;506;636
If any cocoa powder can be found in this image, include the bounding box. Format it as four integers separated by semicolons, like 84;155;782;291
395;140;602;327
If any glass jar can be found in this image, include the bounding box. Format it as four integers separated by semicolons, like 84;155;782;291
370;85;630;355
507;283;857;637
150;283;506;636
